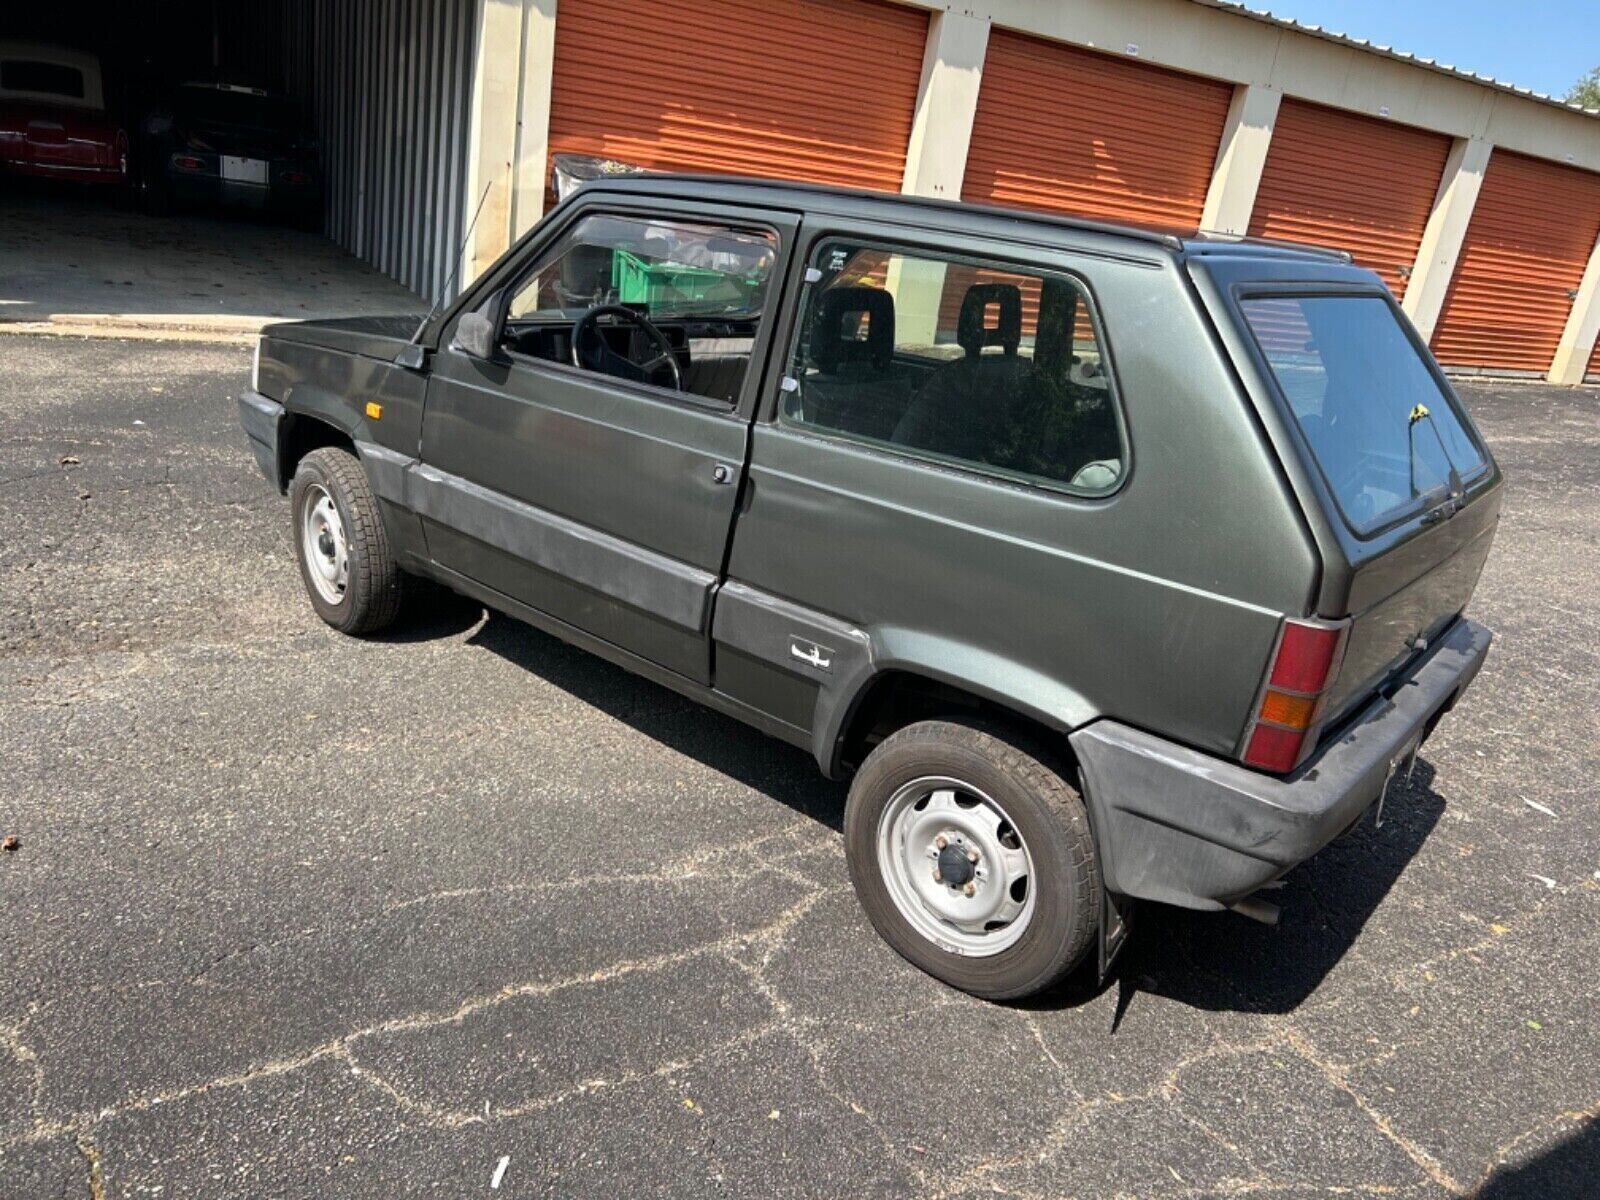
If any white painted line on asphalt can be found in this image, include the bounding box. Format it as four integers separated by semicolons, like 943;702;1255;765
490;1156;510;1190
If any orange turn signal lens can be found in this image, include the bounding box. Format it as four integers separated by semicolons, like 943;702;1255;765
1259;689;1316;730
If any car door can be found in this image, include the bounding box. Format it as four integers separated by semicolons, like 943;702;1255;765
418;195;797;685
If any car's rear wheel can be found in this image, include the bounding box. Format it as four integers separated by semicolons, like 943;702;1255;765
289;447;401;635
844;719;1100;1000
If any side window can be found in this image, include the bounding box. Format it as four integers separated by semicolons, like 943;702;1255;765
780;242;1125;494
503;213;778;404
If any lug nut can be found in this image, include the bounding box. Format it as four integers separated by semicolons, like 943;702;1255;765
962;881;976;897
932;868;942;883
966;849;979;864
934;834;948;850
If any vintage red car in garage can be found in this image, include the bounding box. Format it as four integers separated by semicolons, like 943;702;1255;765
0;42;128;188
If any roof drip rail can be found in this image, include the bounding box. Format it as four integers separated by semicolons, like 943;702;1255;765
582;173;1190;250
1188;230;1355;263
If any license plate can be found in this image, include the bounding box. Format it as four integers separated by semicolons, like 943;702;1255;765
222;156;268;184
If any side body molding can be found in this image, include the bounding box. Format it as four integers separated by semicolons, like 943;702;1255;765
356;442;716;634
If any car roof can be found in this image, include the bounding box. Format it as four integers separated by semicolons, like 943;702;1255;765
576;173;1353;266
0;40;105;110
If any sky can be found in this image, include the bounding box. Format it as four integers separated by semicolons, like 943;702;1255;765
1250;0;1596;100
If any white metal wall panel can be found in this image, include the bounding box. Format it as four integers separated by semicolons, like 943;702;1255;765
283;0;476;301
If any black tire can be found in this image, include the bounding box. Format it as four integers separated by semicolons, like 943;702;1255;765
843;719;1100;1001
288;447;402;635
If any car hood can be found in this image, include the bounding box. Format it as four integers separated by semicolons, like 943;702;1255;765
265;314;427;360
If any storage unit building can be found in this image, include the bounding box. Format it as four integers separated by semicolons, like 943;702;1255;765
37;0;1600;378
961;29;1233;232
1430;150;1600;374
1247;99;1454;301
544;0;927;195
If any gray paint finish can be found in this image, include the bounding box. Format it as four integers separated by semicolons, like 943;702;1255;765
400;461;717;635
243;175;1502;932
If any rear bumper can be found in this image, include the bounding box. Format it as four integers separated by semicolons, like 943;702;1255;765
164;168;320;211
238;390;285;490
1069;617;1492;911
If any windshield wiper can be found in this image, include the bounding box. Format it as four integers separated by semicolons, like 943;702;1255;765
1408;403;1464;518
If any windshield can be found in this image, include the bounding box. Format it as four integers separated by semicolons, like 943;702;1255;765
508;214;776;322
1240;294;1486;533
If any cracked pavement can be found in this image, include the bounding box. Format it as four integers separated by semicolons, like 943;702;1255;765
1;336;1597;1198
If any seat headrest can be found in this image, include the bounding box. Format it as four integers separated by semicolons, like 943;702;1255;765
958;283;1022;359
810;286;895;373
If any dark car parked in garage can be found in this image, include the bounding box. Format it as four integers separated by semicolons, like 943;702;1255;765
140;80;320;223
0;41;129;189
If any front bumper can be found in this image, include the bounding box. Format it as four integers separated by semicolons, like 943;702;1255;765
1069;617;1492;911
238;390;285;490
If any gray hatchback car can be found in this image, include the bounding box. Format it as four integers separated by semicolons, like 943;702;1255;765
239;176;1500;999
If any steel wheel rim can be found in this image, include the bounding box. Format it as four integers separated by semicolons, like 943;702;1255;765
300;484;348;606
876;775;1037;957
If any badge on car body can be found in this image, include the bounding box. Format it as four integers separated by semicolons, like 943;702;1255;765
789;637;833;673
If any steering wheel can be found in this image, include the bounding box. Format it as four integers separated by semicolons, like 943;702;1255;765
570;304;683;391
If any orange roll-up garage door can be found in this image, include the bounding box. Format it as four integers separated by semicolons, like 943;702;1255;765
1431;150;1600;373
962;31;1233;232
547;0;927;194
1248;99;1452;301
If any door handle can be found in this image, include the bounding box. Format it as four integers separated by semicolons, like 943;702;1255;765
711;463;736;485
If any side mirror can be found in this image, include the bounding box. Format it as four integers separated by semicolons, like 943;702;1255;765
451;309;497;360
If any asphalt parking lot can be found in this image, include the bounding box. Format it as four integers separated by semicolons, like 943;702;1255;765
2;335;1597;1198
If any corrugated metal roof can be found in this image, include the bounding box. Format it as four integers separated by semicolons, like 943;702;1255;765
1189;0;1600;120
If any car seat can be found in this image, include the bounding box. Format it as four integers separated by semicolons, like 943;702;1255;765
891;283;1034;462
798;286;912;439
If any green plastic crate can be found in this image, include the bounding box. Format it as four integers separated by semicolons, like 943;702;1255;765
611;249;749;306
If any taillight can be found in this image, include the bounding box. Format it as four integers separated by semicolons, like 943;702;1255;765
172;154;207;171
1241;618;1350;773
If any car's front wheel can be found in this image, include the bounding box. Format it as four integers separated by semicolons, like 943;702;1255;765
289;447;402;635
843;719;1100;1000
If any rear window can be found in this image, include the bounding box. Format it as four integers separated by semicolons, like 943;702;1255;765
1;61;85;99
1240;294;1486;533
177;86;299;130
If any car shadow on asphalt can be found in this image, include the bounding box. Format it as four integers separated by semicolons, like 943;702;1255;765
1476;1116;1600;1197
427;600;1446;1018
1095;761;1448;1017
463;609;847;833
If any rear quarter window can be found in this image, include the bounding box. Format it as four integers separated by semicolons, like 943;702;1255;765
1239;294;1486;533
780;240;1126;496
0;60;85;99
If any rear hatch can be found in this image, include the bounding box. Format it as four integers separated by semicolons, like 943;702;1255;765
1233;287;1502;729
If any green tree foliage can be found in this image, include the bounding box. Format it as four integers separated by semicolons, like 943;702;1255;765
1567;66;1600;109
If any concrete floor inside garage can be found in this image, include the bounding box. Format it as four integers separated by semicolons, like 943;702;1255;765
0;187;423;341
